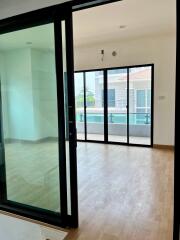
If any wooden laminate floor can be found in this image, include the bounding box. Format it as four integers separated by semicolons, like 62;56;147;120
4;141;174;240
65;142;174;240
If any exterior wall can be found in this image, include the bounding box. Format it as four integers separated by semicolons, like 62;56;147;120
95;75;103;108
74;34;176;145
93;71;151;112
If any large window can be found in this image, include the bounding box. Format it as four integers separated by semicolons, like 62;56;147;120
129;66;152;145
75;72;85;140
107;68;128;143
86;71;104;141
74;64;153;146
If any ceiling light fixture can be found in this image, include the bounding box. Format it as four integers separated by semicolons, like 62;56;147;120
119;25;126;29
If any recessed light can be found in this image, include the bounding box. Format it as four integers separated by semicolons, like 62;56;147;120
119;25;126;29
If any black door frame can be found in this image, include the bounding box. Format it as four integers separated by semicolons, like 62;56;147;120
75;63;154;147
173;1;178;237
0;2;78;228
73;0;123;11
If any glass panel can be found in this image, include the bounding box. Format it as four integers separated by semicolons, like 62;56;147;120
86;71;104;141
0;24;60;212
61;21;71;215
136;90;145;107
74;72;85;140
129;66;152;145
147;89;151;108
108;89;115;107
108;68;127;143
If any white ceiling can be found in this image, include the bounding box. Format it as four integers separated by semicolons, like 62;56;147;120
73;0;176;47
0;0;70;20
0;23;56;51
0;0;176;50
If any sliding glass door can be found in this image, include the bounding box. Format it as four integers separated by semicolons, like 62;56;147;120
86;71;104;141
0;23;61;212
107;68;128;143
129;66;152;145
75;64;153;147
75;70;104;142
0;4;78;228
75;72;85;140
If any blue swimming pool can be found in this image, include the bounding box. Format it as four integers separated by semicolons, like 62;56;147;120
76;113;151;125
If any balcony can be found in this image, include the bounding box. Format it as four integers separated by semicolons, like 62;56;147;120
76;112;151;144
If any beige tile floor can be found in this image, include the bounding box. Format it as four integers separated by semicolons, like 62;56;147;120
5;141;60;212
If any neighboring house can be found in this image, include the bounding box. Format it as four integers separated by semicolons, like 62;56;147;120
94;67;151;115
75;66;152;127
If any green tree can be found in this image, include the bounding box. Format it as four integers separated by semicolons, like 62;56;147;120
86;89;95;107
76;89;84;107
76;88;95;107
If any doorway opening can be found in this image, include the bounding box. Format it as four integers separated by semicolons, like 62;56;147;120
71;0;176;239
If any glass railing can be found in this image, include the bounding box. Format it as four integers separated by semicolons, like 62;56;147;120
76;112;151;125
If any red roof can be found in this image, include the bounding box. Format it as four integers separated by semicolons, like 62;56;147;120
130;68;151;80
119;68;151;81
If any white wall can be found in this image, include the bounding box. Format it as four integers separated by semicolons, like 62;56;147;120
0;48;37;140
0;48;58;141
31;49;58;139
0;52;10;138
74;33;176;145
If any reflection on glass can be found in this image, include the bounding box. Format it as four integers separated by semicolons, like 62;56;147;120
74;72;85;140
107;68;127;143
0;24;60;212
86;71;104;141
61;21;71;215
129;66;152;145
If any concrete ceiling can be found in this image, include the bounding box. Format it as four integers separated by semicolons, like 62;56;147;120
73;0;176;47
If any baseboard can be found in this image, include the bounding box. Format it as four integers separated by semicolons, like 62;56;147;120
153;144;174;150
4;137;58;144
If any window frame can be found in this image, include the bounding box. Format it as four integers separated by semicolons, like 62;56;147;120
75;63;154;147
